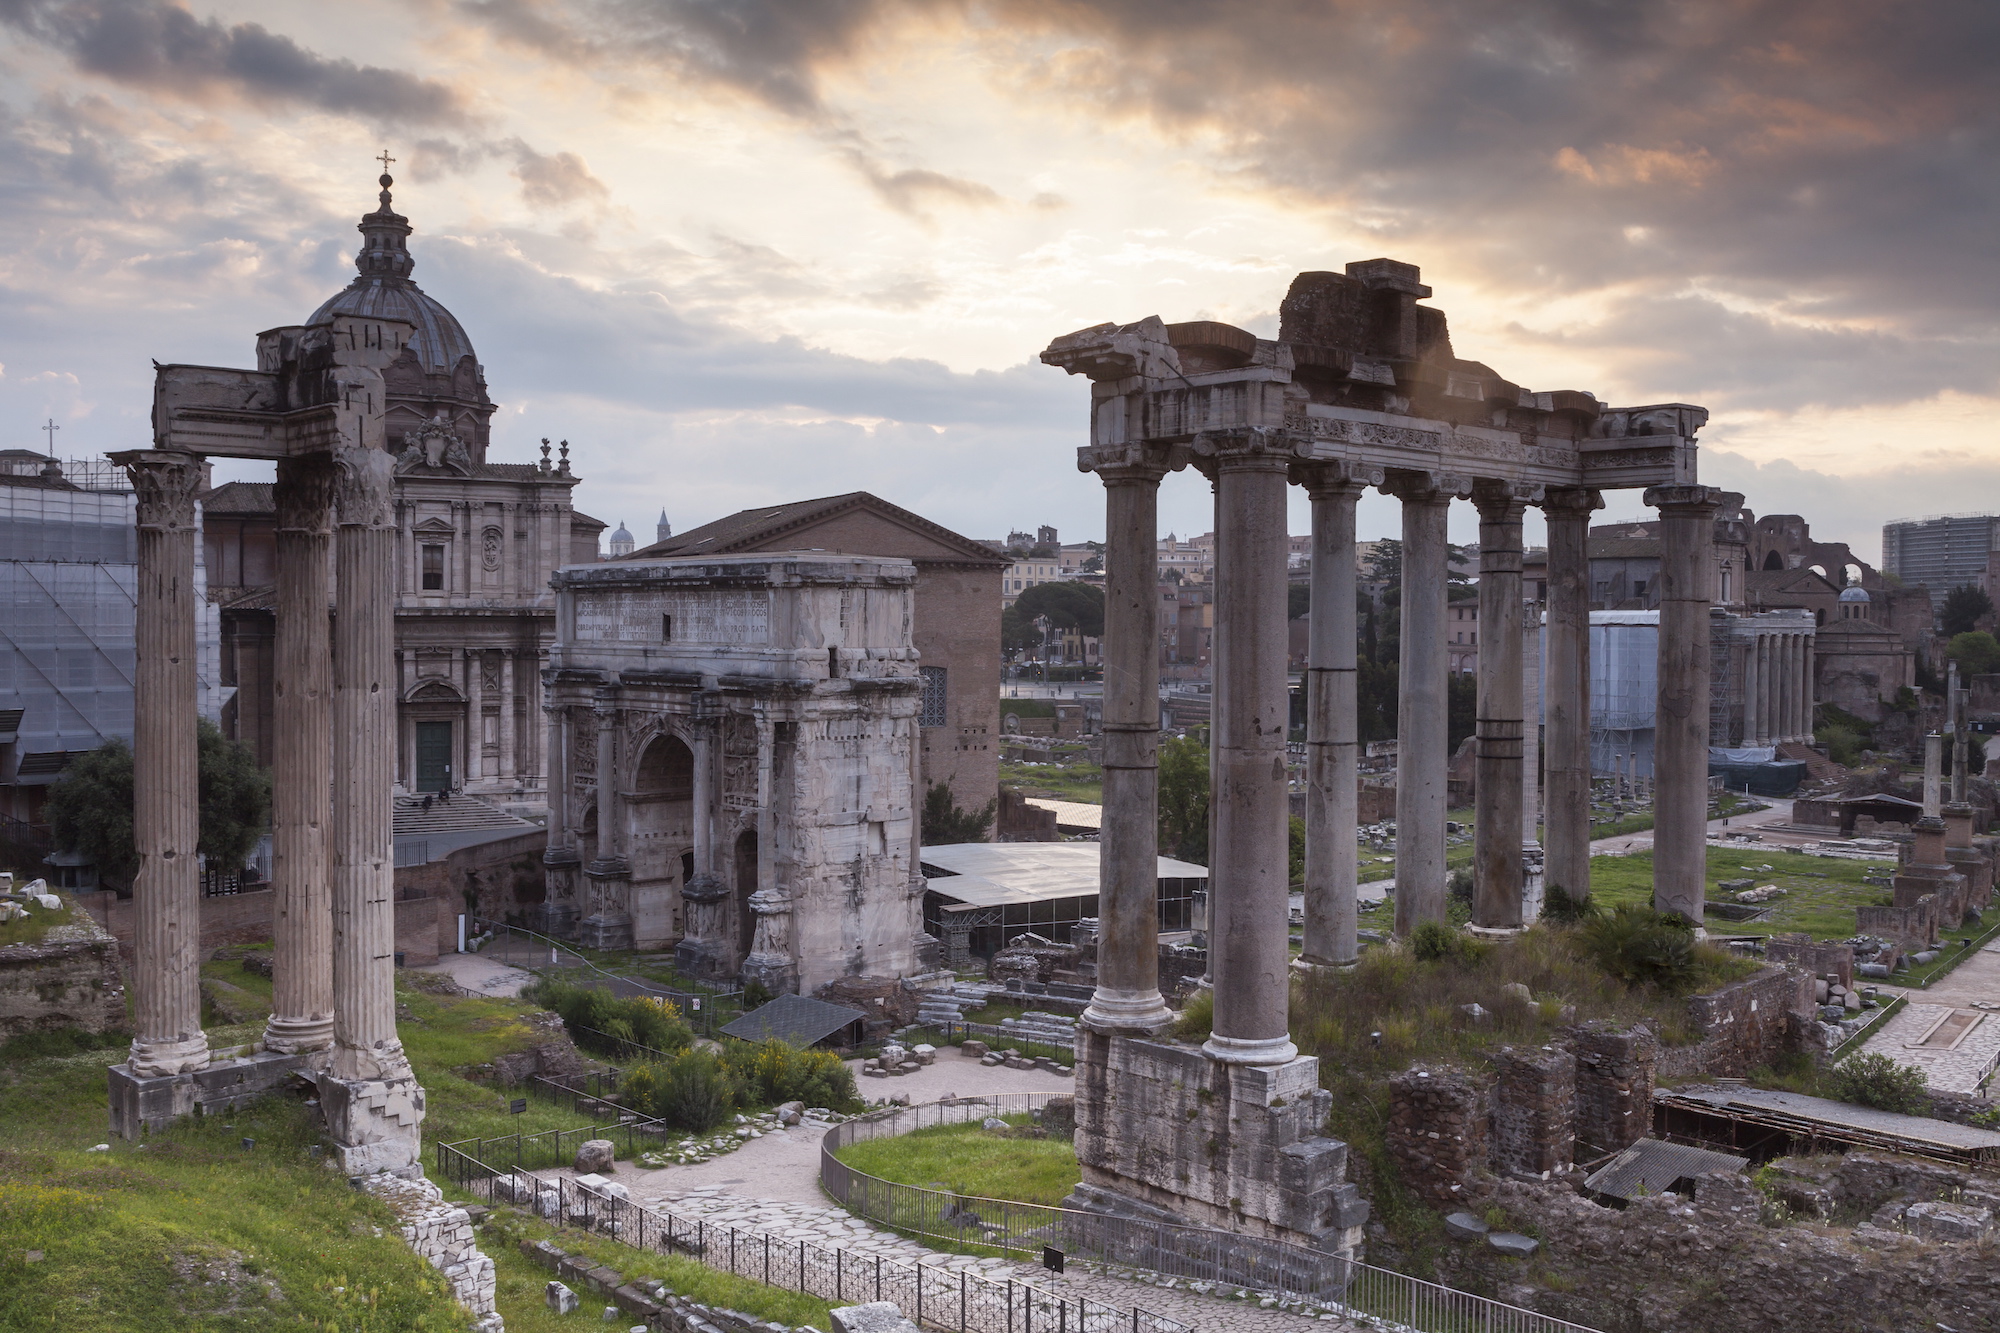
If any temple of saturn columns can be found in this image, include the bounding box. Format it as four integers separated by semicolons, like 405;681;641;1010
1041;259;1712;1258
106;174;427;1176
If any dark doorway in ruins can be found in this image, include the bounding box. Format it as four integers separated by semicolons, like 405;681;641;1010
735;829;759;962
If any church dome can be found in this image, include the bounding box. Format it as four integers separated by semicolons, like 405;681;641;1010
308;172;478;375
1839;584;1872;603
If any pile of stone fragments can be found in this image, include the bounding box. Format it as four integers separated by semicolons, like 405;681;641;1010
0;874;62;924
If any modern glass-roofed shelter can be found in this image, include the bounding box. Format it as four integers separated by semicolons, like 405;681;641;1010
919;841;1207;962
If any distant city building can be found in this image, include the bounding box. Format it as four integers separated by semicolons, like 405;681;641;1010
607;520;635;558
0;457;222;831
656;509;672;543
1002;554;1067;605
1882;514;2000;611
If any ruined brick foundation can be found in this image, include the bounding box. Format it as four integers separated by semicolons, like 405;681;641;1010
1066;1030;1368;1283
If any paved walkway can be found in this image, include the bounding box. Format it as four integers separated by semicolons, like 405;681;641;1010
1866;941;2000;1094
411;950;537;997
534;1054;1361;1332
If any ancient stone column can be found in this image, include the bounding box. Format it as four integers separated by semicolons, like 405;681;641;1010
264;454;336;1055
1742;632;1762;746
1541;488;1601;905
498;650;516;787
1204;431;1296;1066
326;440;424;1173
1520;600;1545;915
1473;481;1534;930
1297;462;1377;969
1647;485;1724;925
464;648;483;784
114;449;211;1078
1383;470;1463;934
1081;445;1175;1034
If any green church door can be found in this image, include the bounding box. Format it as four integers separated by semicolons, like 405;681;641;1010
415;721;453;792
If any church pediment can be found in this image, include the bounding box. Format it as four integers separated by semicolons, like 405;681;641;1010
412;516;458;537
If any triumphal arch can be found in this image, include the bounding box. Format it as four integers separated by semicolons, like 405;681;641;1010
1043;259;1715;1260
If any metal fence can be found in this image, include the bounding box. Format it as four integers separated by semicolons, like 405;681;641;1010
469;917;744;1036
823;1097;1604;1333
436;1114;662;1182
435;1140;1192;1333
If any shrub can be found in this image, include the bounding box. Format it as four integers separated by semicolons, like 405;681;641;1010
1173;988;1214;1041
1826;1051;1929;1115
720;1039;860;1112
624;1050;744;1131
1446;869;1474;904
525;976;693;1056
1577;904;1696;990
1541;883;1599;924
1815;723;1866;768
1409;919;1483;965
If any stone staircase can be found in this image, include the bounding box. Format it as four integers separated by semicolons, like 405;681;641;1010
998;1010;1080;1047
392;794;535;840
914;982;1006;1027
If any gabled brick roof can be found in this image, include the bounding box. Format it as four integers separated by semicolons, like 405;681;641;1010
630;491;1007;567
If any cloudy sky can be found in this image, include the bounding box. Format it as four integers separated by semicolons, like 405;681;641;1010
1;0;1995;553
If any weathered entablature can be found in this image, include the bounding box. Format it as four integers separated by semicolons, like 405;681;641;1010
1043;259;1718;1269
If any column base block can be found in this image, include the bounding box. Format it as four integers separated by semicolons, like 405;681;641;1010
740;952;799;997
317;1071;426;1177
109;1049;308;1139
1071;1030;1368;1276
673;937;735;981
1291;956;1359;976
575;912;633;951
1465;924;1526;941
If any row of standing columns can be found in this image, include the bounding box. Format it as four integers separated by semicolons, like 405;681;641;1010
117;444;415;1132
1744;629;1814;746
1080;435;1725;1063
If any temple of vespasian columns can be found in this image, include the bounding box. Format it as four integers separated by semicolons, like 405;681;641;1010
105;174;429;1176
1041;259;1714;1260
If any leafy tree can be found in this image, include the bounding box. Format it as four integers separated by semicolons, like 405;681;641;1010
1157;734;1210;863
1013;581;1105;638
1364;538;1402;590
45;720;270;892
1289;815;1306;884
1946;631;2000;678
999;604;1042;657
922;782;996;844
1287;584;1311;621
1941;584;1994;638
1826;1051;1929;1115
1447;673;1478;753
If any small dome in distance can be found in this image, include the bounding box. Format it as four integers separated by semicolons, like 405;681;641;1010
1839;584;1871;603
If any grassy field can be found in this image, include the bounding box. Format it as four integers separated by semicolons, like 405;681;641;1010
0;967;812;1330
0;890;87;948
997;750;1104;804
831;1117;1080;1207
1584;847;1897;940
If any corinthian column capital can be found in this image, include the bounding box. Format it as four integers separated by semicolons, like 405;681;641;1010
275;453;339;535
113;450;206;531
1291;459;1382;499
1077;440;1182;482
332;446;395;529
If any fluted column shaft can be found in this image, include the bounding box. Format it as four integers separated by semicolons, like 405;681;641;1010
1204;438;1296;1066
1083;454;1174;1034
331;444;409;1076
1299;466;1373;968
265;454;336;1055
115;450;211;1078
1385;472;1459;934
498;650;516;785
1648;485;1723;924
1541;488;1601;904
1743;635;1762;746
1473;484;1530;929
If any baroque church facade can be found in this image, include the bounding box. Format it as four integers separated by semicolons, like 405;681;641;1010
207;184;605;807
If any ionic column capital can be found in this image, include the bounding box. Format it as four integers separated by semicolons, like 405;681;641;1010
1539;486;1604;519
1291;459;1383;499
332;446;395;529
1471;477;1543;520
1380;467;1471;505
1191;426;1305;476
112;450;206;531
1644;483;1728;517
1079;440;1182;483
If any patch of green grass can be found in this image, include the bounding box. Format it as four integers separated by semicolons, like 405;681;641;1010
998;761;1104;804
832;1117;1080;1207
1584;847;1896;939
998;699;1057;720
0;891;86;947
476;1206;834;1331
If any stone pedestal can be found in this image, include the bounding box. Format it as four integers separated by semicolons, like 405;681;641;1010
1068;1030;1368;1272
578;858;635;950
109;1050;306;1140
673;873;732;978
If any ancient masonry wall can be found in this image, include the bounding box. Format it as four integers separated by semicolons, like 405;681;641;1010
1570;1024;1657;1156
1658;964;1815;1079
0;931;126;1038
1488;1046;1575;1178
520;1235;818;1333
361;1173;500;1329
1764;935;1855;990
1385;1066;1488;1206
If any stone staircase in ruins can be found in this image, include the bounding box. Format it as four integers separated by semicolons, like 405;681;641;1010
392;794;536;840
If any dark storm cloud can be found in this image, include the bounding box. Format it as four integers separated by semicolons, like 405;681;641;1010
466;0;2000;411
0;0;469;125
